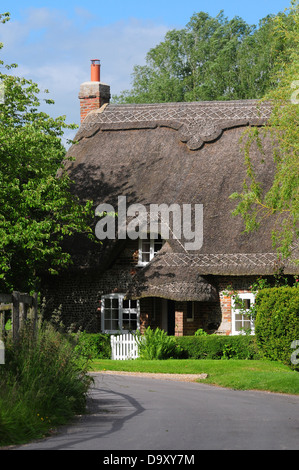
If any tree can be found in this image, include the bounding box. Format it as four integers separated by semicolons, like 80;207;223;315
113;10;287;104
0;15;93;292
230;1;299;261
114;4;298;262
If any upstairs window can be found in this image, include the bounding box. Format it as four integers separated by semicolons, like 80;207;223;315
231;293;255;335
138;235;163;266
101;294;140;333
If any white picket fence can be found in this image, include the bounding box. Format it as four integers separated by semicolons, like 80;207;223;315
110;333;139;360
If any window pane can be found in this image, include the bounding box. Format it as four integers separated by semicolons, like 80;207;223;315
111;320;118;330
235;321;243;332
112;298;119;309
131;300;137;309
112;310;119;320
234;299;243;309
123;299;129;309
105;308;112;319
105;319;111;330
142;253;150;263
235;298;251;309
123;318;137;330
142;242;151;252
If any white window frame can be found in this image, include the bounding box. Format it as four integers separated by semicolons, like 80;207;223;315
231;292;255;336
101;293;140;334
138;236;163;266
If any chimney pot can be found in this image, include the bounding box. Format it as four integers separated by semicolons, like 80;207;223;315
91;59;100;82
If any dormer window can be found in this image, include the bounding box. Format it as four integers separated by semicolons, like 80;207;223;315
138;235;163;266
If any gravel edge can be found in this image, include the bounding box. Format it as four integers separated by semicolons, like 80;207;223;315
91;370;208;382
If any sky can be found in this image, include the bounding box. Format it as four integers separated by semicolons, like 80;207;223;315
0;0;291;144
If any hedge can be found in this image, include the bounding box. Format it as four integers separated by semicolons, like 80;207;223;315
174;334;260;360
74;332;111;359
255;287;299;368
73;330;260;361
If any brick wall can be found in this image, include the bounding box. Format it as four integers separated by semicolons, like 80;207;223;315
41;241;259;335
78;82;110;123
80;96;101;123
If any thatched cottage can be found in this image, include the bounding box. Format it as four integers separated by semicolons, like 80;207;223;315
42;61;297;336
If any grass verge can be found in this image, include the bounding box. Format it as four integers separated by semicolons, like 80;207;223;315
0;322;92;447
90;358;299;395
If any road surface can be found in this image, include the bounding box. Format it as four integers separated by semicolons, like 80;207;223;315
16;372;299;451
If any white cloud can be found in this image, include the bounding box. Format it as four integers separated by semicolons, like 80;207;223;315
0;7;169;129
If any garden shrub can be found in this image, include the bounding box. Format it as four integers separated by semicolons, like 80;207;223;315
194;328;208;336
255;287;299;368
174;334;260;360
74;331;111;359
135;327;181;360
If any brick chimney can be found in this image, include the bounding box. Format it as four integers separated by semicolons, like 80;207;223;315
79;60;111;123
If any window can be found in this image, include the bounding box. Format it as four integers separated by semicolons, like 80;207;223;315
187;302;194;322
231;293;255;335
101;294;140;333
138;235;163;266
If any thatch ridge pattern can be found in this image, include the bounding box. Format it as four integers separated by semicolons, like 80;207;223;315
77;100;272;150
158;252;278;267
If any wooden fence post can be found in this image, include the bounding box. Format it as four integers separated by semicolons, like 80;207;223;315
19;301;25;330
0;291;38;342
0;309;5;340
12;291;20;342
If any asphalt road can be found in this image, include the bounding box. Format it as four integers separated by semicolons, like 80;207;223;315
16;372;299;451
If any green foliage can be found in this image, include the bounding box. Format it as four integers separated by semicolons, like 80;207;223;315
74;331;111;359
135;328;259;361
0;321;92;446
135;327;180;360
230;1;299;260
0;16;94;292
224;275;296;325
255;286;299;368
194;328;208;336
114;10;288;104
175;335;260;360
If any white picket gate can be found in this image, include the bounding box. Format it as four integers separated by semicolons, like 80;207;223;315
110;333;139;360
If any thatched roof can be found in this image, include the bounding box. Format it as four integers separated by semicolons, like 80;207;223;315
64;100;298;301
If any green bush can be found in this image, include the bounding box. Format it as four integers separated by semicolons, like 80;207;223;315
255;287;299;368
194;328;208;336
135;327;181;360
0;321;92;446
174;335;260;360
74;331;111;359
